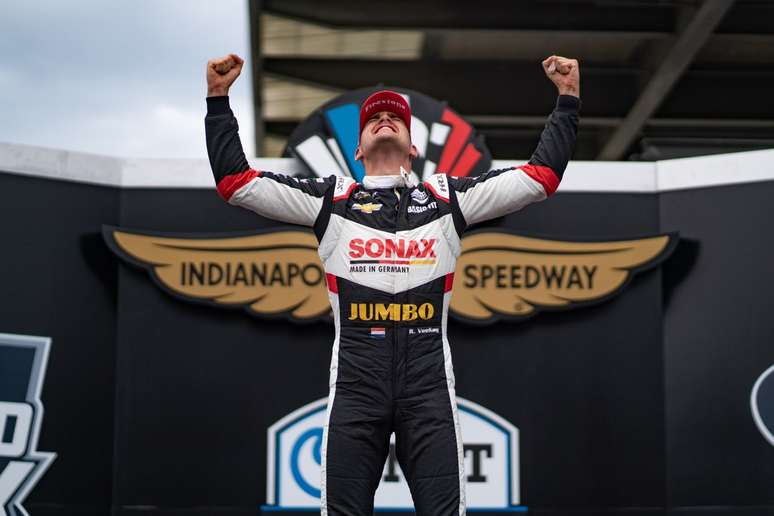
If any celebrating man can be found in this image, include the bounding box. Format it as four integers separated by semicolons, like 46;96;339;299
205;53;579;515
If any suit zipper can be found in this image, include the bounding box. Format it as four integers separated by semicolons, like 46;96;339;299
392;187;400;398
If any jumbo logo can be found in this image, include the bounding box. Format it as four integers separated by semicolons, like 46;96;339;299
347;302;435;322
348;238;437;264
284;86;491;182
751;364;774;447
263;397;521;512
0;333;56;516
105;227;677;324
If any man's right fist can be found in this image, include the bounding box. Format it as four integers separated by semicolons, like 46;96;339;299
207;54;244;97
542;55;580;98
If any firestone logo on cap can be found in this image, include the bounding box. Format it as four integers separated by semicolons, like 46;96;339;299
359;90;412;138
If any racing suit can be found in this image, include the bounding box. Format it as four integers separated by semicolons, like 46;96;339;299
205;94;579;515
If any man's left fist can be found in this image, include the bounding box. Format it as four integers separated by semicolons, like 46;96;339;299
542;55;580;98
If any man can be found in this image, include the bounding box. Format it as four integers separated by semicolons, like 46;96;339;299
205;53;579;515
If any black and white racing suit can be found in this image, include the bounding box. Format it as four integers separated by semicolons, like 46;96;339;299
205;94;579;515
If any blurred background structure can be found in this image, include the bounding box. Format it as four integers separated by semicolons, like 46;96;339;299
254;0;774;161
2;0;774;162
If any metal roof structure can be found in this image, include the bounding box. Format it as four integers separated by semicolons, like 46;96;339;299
250;0;774;161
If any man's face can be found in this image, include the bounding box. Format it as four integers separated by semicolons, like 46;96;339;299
355;110;417;161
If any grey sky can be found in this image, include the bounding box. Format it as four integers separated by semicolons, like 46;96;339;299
0;0;255;158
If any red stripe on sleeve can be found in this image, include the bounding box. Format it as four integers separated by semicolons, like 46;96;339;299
444;272;455;293
333;182;357;202
325;273;338;294
216;169;261;201
518;165;560;196
423;181;449;204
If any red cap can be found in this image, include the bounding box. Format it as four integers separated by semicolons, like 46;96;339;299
359;90;411;140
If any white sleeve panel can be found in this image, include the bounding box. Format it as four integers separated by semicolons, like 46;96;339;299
230;176;325;227
455;169;547;226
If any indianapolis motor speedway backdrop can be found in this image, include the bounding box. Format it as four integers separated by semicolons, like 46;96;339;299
1;140;774;515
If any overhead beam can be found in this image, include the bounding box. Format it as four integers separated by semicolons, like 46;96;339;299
717;2;774;34
263;57;774;120
466;116;774;129
657;66;774;118
260;0;774;34
264;58;639;117
597;0;736;160
263;0;675;32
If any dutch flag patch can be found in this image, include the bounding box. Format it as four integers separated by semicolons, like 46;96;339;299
370;327;386;339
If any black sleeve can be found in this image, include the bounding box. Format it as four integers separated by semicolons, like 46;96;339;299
442;95;579;227
528;95;580;180
203;96;346;230
205;96;249;184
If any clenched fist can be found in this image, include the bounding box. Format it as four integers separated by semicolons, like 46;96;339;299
542;55;579;98
207;53;244;97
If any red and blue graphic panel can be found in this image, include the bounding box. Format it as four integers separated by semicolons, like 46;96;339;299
284;86;491;183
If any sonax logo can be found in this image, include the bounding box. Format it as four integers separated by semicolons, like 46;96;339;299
263;397;521;512
0;333;56;516
348;238;437;264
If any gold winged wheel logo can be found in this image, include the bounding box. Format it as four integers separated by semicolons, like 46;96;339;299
104;227;330;321
450;232;676;322
105;227;676;324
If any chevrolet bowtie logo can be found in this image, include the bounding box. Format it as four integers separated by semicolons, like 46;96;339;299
352;202;382;214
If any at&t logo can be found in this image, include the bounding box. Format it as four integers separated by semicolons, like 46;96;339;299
263;397;521;512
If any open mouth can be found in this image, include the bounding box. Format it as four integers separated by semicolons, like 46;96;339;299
374;124;397;134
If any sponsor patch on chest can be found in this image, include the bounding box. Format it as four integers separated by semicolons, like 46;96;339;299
349;238;436;261
408;326;440;335
348;302;435;321
411;189;429;204
352;202;383;213
407;201;437;214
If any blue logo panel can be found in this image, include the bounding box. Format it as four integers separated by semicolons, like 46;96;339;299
285;86;492;182
752;364;774;447
290;428;323;498
0;333;56;516
264;396;523;512
324;104;365;182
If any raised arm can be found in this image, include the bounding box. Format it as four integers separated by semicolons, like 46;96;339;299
441;55;580;228
205;54;339;228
